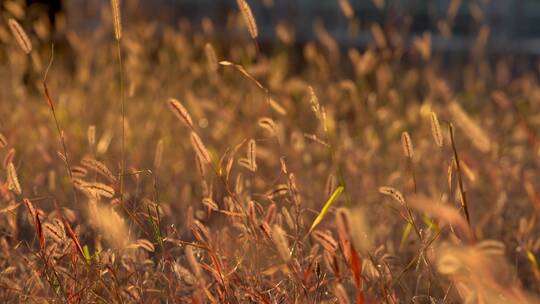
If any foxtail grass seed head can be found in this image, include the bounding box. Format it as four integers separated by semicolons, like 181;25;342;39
6;162;21;195
448;101;491;152
185;246;202;279
0;133;7;148
204;43;218;72
88;125;96;146
168;98;193;129
401;131;414;159
190;132;211;164
85;182;115;199
312;230;338;253
257;117;277;136
236;0;258;39
71;166;88;178
272;224;290;261
4;148;15;169
81;157;117;183
325;174;337;197
247;139;257;171
308;86;321;118
110;0;122;40
430;111;443;147
154;139;164;169
8;18;32;54
338;0;354;19
379;186;405;205
334;283;351;304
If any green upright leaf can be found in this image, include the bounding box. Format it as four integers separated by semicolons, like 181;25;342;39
306;186;344;236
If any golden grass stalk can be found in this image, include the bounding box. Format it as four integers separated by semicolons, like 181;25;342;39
0;133;7;148
195;153;207;178
430;111;443;147
219;61;287;114
154;139;164;169
204;43;218;72
264;203;277;225
338;0;354;19
308;86;321;118
236;0;258;39
247;139;257;171
8;18;32;54
3;148;15;169
44;221;65;243
335;208;352;260
312;230;338;252
110;0;122;40
448;101;491;152
185;246;202;279
190;132;211;164
448;123;472;226
401;131;414;159
325;174;337;197
272;224;290;261
169;98;193;129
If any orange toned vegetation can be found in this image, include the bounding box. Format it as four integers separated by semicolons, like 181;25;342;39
0;0;540;303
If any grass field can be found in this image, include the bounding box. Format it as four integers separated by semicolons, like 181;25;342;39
1;0;540;303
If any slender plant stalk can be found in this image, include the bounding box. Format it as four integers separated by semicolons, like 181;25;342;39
115;37;126;207
42;45;78;205
449;123;471;226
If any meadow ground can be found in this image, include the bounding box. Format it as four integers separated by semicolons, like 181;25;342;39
1;0;540;303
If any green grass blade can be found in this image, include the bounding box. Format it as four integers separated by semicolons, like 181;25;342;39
399;222;413;250
306;186;344;236
83;245;92;265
